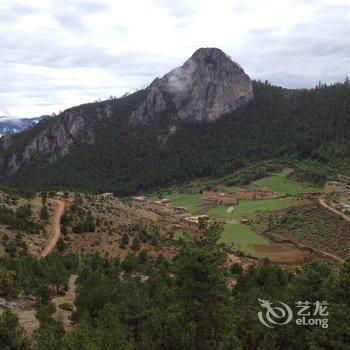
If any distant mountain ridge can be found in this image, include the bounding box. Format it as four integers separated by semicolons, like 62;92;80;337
0;115;48;137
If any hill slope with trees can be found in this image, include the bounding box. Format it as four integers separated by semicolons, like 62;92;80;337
2;80;349;194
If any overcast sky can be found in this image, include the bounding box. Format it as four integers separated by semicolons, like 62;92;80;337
1;0;350;118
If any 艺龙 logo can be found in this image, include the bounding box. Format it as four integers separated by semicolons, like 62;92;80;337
258;298;293;328
258;299;329;328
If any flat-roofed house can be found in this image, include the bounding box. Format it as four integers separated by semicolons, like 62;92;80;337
132;196;149;208
202;197;218;204
150;200;169;212
255;187;280;200
202;190;238;205
236;188;256;200
160;198;171;205
217;193;238;205
169;205;187;213
324;181;350;193
179;215;209;230
132;196;188;214
240;218;250;225
202;191;219;204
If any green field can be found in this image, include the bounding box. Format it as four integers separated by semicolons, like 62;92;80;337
167;193;202;213
220;223;270;253
249;170;322;195
174;223;269;254
167;191;297;220
207;197;296;219
215;169;321;195
159;170;316;256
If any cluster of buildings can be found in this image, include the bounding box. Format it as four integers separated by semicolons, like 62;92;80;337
132;196;187;214
179;215;210;230
236;187;280;200
131;180;350;233
132;185;282;231
324;181;350;193
201;191;238;205
201;187;281;205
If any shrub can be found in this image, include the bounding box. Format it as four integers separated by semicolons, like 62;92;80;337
230;263;243;276
59;301;73;311
121;233;129;245
131;237;141;251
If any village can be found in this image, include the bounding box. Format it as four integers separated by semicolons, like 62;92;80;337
132;185;284;230
132;180;350;231
130;177;350;266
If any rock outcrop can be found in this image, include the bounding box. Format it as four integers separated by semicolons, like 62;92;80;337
131;48;253;122
0;103;112;176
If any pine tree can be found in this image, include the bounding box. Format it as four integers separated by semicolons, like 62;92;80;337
175;219;232;349
40;205;49;222
131;236;141;251
0;309;28;349
121;233;129;245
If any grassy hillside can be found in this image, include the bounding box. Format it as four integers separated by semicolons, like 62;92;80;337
249;169;321;194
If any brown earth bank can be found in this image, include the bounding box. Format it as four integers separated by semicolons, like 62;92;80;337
252;240;311;265
262;204;349;262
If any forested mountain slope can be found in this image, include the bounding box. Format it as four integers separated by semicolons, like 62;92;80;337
2;80;349;194
0;48;254;178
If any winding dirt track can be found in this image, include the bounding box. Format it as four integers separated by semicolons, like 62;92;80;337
37;199;65;259
318;196;350;223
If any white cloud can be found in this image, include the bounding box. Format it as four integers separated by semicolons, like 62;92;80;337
0;0;349;117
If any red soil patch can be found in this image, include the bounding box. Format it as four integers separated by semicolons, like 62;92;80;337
252;243;310;264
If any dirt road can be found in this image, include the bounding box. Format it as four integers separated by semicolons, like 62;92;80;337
318;197;350;223
37;199;65;259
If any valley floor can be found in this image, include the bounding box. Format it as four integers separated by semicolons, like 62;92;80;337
162;168;348;263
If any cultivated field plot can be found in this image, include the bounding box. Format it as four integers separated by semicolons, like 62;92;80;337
165;194;202;213
175;222;309;263
207;198;297;219
213;169;322;195
174;223;268;256
252;243;310;264
248;169;322;195
221;223;269;253
270;203;350;260
168;193;301;220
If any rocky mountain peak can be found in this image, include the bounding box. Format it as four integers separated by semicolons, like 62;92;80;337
0;47;254;179
190;47;234;65
131;47;253;122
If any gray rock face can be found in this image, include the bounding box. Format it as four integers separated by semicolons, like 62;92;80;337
131;48;253;122
131;87;167;121
0;103;111;176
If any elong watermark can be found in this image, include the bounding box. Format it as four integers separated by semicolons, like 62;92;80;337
258;298;329;329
